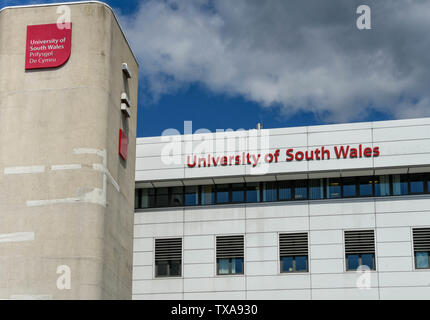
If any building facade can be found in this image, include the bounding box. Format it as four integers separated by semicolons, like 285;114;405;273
0;2;138;299
133;117;430;300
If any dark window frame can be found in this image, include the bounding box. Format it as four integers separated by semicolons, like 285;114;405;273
135;172;430;209
155;259;182;278
154;238;183;278
216;257;244;275
342;176;358;198
344;229;376;271
414;251;430;270
280;255;309;273
413;227;430;270
345;253;376;271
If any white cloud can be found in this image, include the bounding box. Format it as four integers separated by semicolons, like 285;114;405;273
120;0;430;122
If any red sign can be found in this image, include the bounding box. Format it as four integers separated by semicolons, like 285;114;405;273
25;23;72;70
119;129;128;160
187;145;380;168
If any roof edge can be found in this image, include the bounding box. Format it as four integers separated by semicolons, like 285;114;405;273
0;1;139;66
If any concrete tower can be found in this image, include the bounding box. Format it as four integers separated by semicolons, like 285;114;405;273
0;1;138;299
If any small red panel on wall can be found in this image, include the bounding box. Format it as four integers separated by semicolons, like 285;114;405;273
25;23;72;70
119;129;128;160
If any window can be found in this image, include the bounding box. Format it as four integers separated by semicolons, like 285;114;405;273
392;174;408;195
279;233;308;273
135;172;430;209
216;184;230;204
156;187;169;207
154;238;182;277
293;180;308;200
135;188;141;209
246;183;260;203
216;235;244;275
343;177;357;197
140;188;155;208
185;186;199;206
326;178;341;199
231;183;244;203
309;179;324;200
279;181;292;201
410;174;425;194
358;176;373;197
262;182;278;202
201;185;215;205
413;228;430;269
170;187;183;207
344;230;376;271
374;175;390;196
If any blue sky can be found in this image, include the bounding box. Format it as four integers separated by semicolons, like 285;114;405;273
2;0;429;137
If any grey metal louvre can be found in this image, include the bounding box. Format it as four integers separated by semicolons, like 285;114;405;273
279;233;308;256
216;235;244;258
155;238;182;261
413;228;430;252
344;230;375;254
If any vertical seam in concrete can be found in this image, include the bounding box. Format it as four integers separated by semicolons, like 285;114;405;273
371;123;381;300
307;127;313;300
183;205;185;300
245;202;248;300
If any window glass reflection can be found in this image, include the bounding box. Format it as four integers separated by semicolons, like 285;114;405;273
374;175;390;196
416;252;430;269
343;177;357;197
361;254;374;270
231;258;243;274
140;188;155;208
246;183;260;203
156;188;169;207
155;261;168;277
347;254;359;270
295;256;308;271
410;174;425;194
327;178;341;199
185;186;199;206
281;256;294;272
294;180;308;200
309;179;324;200
232;183;244;202
359;176;373;197
393;174;408;195
170;260;181;276
201;185;214;205
170;187;183;206
216;184;230;204
263;182;277;202
218;258;230;274
279;181;292;200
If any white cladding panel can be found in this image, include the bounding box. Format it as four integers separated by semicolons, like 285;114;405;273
136;117;430;182
133;118;430;299
133;197;430;299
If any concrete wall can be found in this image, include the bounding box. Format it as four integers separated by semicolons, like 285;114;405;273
0;2;138;299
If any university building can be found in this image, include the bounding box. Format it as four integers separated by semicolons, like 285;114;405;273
133;117;430;300
1;1;430;301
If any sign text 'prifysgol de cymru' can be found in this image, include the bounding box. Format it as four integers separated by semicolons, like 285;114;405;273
25;23;72;70
187;145;380;168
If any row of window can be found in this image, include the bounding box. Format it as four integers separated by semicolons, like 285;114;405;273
135;173;430;209
153;228;430;277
